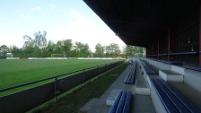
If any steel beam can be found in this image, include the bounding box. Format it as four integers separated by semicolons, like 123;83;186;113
104;18;169;29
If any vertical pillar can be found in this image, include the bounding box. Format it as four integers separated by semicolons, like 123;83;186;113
149;44;151;57
147;45;148;57
158;38;160;59
168;28;174;61
168;30;171;61
146;47;148;57
151;43;153;58
199;5;201;66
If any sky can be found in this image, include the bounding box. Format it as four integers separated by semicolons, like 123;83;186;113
0;0;126;52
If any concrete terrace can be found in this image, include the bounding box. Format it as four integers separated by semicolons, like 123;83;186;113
80;58;201;113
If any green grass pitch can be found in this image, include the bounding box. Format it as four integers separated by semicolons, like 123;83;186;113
0;59;118;90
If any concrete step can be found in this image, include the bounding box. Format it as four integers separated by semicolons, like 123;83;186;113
79;98;100;113
134;80;150;95
159;70;183;82
106;89;122;106
131;95;156;113
169;82;201;111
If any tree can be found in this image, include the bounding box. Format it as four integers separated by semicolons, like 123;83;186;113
74;42;90;57
10;46;23;57
23;31;47;56
33;46;42;57
105;43;121;57
23;35;34;48
125;45;145;58
0;45;10;55
46;40;55;57
54;40;63;54
34;31;47;54
139;47;144;57
125;45;135;58
51;39;73;56
94;43;105;57
23;45;35;57
63;39;73;57
34;31;47;48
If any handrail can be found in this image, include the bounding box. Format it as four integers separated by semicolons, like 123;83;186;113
147;58;182;65
147;51;201;57
183;65;201;72
158;53;168;56
169;51;199;55
0;60;123;93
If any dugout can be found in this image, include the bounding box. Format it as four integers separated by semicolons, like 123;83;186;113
83;0;201;67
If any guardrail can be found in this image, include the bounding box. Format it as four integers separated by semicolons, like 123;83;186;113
0;60;124;113
147;51;201;65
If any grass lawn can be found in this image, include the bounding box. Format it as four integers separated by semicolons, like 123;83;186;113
30;62;129;113
0;59;119;91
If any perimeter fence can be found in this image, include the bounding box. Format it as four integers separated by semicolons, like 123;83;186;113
0;60;124;113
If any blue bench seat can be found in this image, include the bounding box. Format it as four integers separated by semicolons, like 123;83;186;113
140;60;157;75
124;61;137;84
108;91;132;113
151;79;201;113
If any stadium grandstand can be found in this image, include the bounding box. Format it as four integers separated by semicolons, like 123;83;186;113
80;0;201;113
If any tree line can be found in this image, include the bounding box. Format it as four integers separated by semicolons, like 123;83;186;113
0;31;145;58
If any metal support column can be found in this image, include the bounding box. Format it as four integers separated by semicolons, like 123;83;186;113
150;44;152;58
168;28;174;61
146;47;148;57
158;38;160;59
151;43;154;57
148;44;151;58
199;5;201;66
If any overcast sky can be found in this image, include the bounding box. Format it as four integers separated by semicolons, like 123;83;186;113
0;0;126;51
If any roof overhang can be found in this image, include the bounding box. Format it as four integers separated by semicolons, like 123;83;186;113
84;0;199;47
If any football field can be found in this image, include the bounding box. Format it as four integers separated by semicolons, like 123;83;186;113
0;59;119;90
